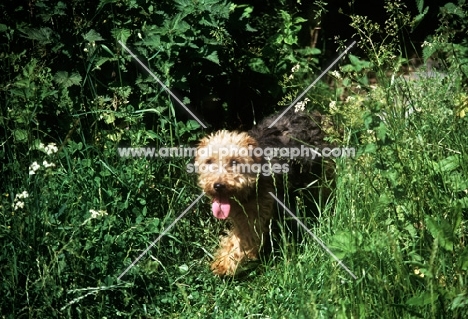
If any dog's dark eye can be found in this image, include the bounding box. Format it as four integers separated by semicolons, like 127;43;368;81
229;159;237;167
205;159;213;165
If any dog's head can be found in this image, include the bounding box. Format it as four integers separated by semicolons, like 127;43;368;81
195;130;262;219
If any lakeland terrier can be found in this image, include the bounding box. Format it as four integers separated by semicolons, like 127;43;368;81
195;109;333;276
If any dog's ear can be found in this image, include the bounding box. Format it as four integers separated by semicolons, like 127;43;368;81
247;137;262;163
196;136;211;164
198;136;209;148
246;136;257;148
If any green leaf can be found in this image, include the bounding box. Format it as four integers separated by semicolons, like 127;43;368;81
432;155;461;173
443;3;465;17
146;130;159;139
245;23;258;32
375;122;387;141
83;29;104;42
413;6;429;29
178;264;189;273
406;291;439;306
204;51;220;65
457;247;468;271
422;44;437;62
344;54;372;72
14;129;28;143
240;6;253;20
416;0;424;13
185;120;201;131
98;0;119;10
248;58;270;74
329;231;362;259
362;111;373;129
455;197;468;209
144;35;161;49
20;27;53;44
112;28;131;44
425;216;455;251
449;293;468;311
54;71;82;87
356;143;377;156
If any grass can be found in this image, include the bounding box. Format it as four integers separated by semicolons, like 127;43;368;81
2;63;467;318
2;4;468;316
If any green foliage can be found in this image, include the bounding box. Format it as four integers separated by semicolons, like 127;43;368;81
422;0;468;80
2;0;468;318
0;0;325;317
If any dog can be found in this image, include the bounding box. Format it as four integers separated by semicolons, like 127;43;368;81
195;108;334;276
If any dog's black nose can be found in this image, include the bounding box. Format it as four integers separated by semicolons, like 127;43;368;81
213;183;225;192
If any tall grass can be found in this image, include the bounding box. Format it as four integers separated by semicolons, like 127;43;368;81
2;0;468;318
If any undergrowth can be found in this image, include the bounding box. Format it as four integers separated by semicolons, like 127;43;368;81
1;0;468;318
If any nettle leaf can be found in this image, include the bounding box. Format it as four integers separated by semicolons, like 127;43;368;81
450;293;468;311
422;44;437;63
245;23;257;32
342;54;372;72
54;71;82;87
406;291;439;306
185;120;201;131
416;0;424;13
356;143;377;156
204;50;220;65
443;2;466;18
362;111;373;129
375;122;387;141
413;7;429;27
20;27;53;44
432;155;461;173
425;216;455;251
455;197;468;209
143;35;161;49
84;29;104;42
248;57;270;74
98;0;119;10
458;247;468;271
329;231;362;259
112;28;131;44
14;129;28;143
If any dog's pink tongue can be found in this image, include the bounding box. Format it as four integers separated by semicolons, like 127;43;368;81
212;198;231;219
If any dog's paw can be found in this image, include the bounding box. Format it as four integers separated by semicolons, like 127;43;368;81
211;255;238;276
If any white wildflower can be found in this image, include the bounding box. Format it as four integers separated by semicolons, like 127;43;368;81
14;201;25;211
291;64;300;73
44;143;58;155
89;209;108;219
13;191;29;210
15;191;29;200
329;100;337;112
421;41;432;48
331;70;342;80
29;161;41;175
43;160;56;168
345;95;354;103
294;98;310;113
